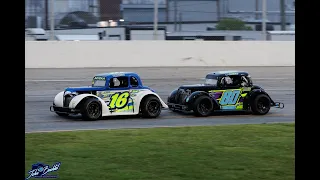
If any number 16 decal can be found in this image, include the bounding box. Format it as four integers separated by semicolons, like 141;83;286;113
108;91;130;109
220;90;241;105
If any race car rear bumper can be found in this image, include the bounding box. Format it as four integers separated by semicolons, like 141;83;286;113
50;105;80;114
271;102;285;109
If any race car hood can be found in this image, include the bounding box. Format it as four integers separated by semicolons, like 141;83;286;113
65;86;106;92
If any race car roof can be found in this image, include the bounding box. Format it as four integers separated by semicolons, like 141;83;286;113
94;72;139;79
206;70;249;79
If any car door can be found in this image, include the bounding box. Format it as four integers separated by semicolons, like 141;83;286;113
215;76;246;110
97;76;136;115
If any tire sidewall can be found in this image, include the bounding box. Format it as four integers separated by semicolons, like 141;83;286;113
251;94;271;115
141;96;162;118
81;98;102;120
193;96;213;117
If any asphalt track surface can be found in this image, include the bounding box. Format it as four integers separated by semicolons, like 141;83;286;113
25;67;295;133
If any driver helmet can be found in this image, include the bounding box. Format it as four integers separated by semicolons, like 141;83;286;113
224;76;233;84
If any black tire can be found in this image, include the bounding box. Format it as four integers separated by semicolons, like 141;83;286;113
251;94;271;115
193;96;214;117
55;112;69;117
80;98;102;121
140;96;162;118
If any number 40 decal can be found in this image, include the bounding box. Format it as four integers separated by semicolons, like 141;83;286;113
108;92;130;109
220;90;241;105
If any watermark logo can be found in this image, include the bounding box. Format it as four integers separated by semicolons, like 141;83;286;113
26;162;61;180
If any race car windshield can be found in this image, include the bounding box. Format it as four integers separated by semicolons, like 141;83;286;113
205;78;218;85
93;80;106;87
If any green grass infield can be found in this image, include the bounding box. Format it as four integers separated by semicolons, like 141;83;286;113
25;123;295;180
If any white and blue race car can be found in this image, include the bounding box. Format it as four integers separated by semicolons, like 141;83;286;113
50;72;168;120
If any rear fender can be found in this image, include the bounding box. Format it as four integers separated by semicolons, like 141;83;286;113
248;89;274;104
135;90;168;110
185;91;219;109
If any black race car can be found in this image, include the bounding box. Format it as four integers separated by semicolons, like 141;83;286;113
167;71;284;117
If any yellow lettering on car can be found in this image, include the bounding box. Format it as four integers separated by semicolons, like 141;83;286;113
108;91;130;109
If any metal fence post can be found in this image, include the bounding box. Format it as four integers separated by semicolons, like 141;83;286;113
153;0;158;40
50;0;55;40
262;0;267;40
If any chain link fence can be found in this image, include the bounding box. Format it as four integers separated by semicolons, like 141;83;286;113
25;0;295;41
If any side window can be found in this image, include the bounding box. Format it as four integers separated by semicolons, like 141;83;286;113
220;76;239;88
220;76;233;87
130;76;139;87
109;76;129;89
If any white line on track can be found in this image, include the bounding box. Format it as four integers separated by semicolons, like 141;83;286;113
199;78;293;80
252;78;293;80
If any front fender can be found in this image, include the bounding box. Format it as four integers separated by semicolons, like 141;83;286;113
167;89;179;103
135;90;168;109
68;94;109;114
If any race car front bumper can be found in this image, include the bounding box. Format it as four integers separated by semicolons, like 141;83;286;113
50;105;80;114
167;103;190;111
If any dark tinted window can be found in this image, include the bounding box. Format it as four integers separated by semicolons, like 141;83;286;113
109;76;128;88
130;76;139;87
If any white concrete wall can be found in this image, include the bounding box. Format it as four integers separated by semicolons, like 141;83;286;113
25;41;295;68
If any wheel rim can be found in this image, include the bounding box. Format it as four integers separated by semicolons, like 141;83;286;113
87;102;100;118
257;97;270;113
198;99;211;115
147;100;161;116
